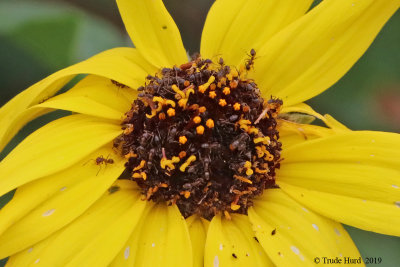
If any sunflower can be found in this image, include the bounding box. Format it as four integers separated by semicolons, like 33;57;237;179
0;0;399;266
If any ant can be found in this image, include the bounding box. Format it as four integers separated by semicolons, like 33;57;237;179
84;155;114;175
111;79;127;88
245;49;257;71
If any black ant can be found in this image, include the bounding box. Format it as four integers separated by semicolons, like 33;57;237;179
245;49;256;71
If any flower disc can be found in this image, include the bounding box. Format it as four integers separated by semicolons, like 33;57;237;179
115;54;282;219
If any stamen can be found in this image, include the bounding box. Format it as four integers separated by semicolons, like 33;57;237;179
180;155;197;172
179;136;188;144
206;119;215;128
219;99;227;107
193;116;201;124
196;125;205;135
167;108;176;117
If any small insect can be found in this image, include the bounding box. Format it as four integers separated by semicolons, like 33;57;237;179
245;48;256;71
180;61;194;71
95;155;114;165
271;228;276;235
92;155;114;175
254;97;283;124
111;79;127;88
232;253;238;259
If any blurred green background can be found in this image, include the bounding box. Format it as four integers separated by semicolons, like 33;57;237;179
0;0;399;265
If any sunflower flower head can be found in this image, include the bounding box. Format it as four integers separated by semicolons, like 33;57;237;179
117;54;283;219
0;0;399;266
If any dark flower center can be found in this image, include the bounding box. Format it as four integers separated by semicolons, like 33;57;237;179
114;52;282;219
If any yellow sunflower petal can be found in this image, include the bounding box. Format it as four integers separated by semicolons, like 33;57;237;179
6;180;142;266
0;114;122;197
0;47;150;152
280;183;400;237
278;131;400;236
5;232;58;266
186;215;210;267
0;146;125;258
34;75;137;121
0;144;122;236
249;189;362;266
110;203;192;267
278;119;335;149
204;214;273;267
251;0;399;106
201;0;313;65
117;0;187;67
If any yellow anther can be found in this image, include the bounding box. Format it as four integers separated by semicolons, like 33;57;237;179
253;136;270;145
165;100;176;107
178;98;188;108
193;116;201;124
255;167;269;174
153;96;175;109
217;82;222;88
198;75;215;93
124;150;137;159
196;125;205;135
264;151;274;161
223;87;231;95
132;173;141;178
133;160;146;171
146;110;157;118
123;124;134;134
209;91;217;99
224;211;232;220
238;119;251;131
132;172;147;180
239;119;251;125
152;96;163;103
160;156;180;170
233;102;241;111
184;191;191;199
219;99;227;107
171;84;185;98
198;86;207;94
180;155;197;172
246;168;254;176
210;83;216;90
248;127;259;135
226;73;233;81
167;108;176;117
199;106;207;113
179;136;188;144
255;146;265;158
185;88;195;98
244;161;252;169
243;161;254;176
231;203;241;211
234;175;253;184
206;119;215;128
